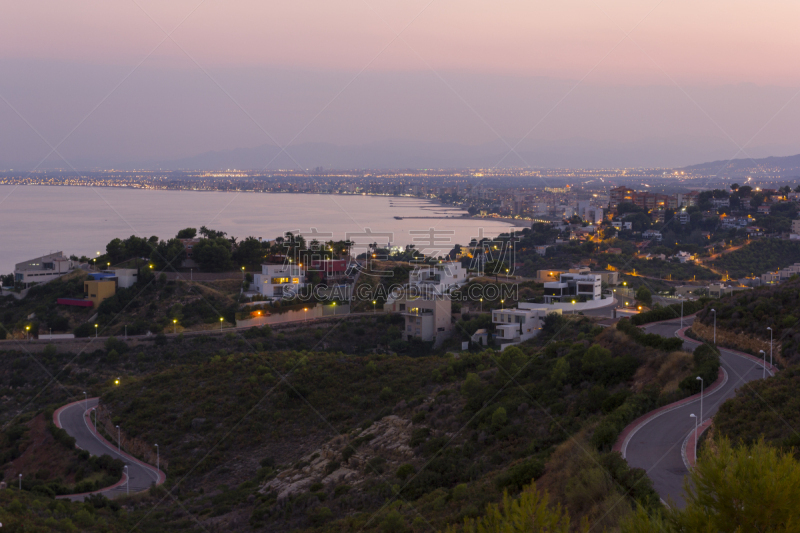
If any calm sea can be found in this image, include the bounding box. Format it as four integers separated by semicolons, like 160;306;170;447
0;185;513;274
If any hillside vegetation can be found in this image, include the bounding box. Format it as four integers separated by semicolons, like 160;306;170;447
709;239;800;278
694;277;800;365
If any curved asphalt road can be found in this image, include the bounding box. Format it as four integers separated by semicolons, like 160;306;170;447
55;398;164;501
623;317;772;508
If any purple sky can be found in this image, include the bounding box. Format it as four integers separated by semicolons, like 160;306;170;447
2;1;800;169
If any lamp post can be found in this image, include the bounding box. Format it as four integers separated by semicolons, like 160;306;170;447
480;298;483;313
91;408;97;434
220;317;223;331
689;413;698;462
501;299;504;310
19;473;22;490
373;300;376;314
155;444;159;475
84;391;87;413
760;350;766;379
304;308;307;322
116;425;121;454
124;465;129;495
25;325;30;341
572;300;576;315
767;326;773;367
680;299;684;329
696;376;703;421
711;309;716;344
173;319;177;334
95;324;98;338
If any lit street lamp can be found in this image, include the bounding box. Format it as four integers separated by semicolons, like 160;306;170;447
501;299;505;310
372;300;377;314
173;319;177;334
572;300;576;314
696;376;703;421
304;308;308;322
479;298;483;313
25;325;30;341
220;317;224;331
95;323;98;338
690;413;698;462
332;301;336;315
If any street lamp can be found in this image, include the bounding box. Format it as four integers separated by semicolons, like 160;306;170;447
373;300;377;314
25;325;30;341
572;300;576;315
241;266;245;280
95;324;98;338
91;408;97;434
501;299;505;310
116;425;121;454
680;299;684;329
155;444;159;475
220;317;224;330
19;473;22;490
711;309;716;344
304;308;308;322
332;301;336;315
479;298;483;313
760;350;766;379
84;391;87;413
124;465;129;495
689;413;698;462
696;377;703;421
173;319;177;334
767;327;773;367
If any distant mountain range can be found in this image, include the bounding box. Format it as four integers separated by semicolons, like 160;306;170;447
681;153;800;178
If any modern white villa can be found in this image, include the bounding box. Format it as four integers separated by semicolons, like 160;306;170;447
253;262;306;299
492;305;562;344
14;252;74;287
543;273;602;303
408;261;469;295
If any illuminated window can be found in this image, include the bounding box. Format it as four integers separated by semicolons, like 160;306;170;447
271;277;290;284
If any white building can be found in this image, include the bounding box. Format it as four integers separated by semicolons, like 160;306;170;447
253;263;306;299
792;219;800;236
543;273;602;303
673;251;695;264
14;252;73;287
642;230;663;242
492;305;562;345
408;261;468;295
101;268;138;289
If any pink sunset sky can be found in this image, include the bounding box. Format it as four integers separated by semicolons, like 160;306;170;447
1;0;799;168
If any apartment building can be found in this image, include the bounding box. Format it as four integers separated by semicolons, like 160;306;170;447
408;261;468;295
543;273;602;303
492;305;562;345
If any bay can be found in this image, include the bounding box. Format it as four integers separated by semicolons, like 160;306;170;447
0;185;513;274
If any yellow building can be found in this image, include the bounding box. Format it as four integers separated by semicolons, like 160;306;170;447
83;280;116;308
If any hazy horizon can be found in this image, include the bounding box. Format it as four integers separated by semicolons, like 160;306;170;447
3;1;800;170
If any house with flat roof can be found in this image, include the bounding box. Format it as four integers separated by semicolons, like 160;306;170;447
543;273;602;303
384;294;453;345
408;261;468;295
492;305;562;346
253;262;306;299
14;252;73;288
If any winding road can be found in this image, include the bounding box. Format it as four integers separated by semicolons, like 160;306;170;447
54;397;165;501
619;316;774;508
